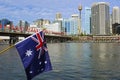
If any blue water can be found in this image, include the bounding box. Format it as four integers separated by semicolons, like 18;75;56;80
0;43;120;80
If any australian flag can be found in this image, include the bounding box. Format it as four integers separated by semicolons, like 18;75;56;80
15;31;52;80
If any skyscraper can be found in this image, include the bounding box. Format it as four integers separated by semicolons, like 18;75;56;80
85;7;91;34
112;6;120;34
112;6;120;24
18;20;29;33
91;2;110;35
33;19;50;28
62;14;79;35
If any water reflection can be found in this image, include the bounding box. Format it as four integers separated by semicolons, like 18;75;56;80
90;43;120;80
0;43;120;80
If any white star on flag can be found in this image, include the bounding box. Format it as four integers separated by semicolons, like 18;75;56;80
25;49;33;57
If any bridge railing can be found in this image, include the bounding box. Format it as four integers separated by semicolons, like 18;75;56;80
0;26;66;36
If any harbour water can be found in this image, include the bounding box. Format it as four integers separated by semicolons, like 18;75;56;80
0;43;120;80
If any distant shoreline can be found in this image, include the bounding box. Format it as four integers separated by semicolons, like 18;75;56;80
71;35;120;43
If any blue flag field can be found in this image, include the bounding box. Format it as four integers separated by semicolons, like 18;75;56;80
15;31;52;80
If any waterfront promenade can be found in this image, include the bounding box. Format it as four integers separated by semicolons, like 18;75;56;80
73;35;120;43
1;35;120;44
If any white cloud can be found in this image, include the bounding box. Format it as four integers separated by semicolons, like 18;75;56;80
0;1;77;25
3;0;120;25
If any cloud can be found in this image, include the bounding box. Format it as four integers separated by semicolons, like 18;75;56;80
0;0;77;20
0;2;56;24
1;0;119;25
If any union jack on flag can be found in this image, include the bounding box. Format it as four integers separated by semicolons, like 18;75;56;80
15;31;52;80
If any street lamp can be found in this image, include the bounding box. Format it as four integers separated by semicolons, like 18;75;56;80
78;5;82;35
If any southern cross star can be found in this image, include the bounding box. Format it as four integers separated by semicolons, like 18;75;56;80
25;49;33;57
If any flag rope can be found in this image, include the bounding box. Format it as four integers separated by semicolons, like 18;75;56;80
0;44;14;54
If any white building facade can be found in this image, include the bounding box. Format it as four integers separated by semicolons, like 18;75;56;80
112;6;120;24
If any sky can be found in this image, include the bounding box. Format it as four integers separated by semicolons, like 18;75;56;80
0;0;120;26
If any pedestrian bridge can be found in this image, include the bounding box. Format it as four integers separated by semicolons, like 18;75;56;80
0;31;72;44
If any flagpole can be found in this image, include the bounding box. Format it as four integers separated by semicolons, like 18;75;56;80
0;44;14;54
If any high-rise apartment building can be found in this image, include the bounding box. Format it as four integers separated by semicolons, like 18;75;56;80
54;13;64;33
112;6;120;34
112;6;120;24
18;20;29;33
62;14;79;35
33;19;50;28
110;14;113;34
85;7;91;34
91;2;110;35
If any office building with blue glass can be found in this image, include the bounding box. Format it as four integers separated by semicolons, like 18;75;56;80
85;7;91;34
62;14;79;35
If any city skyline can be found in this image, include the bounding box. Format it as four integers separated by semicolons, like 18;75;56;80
0;0;120;24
